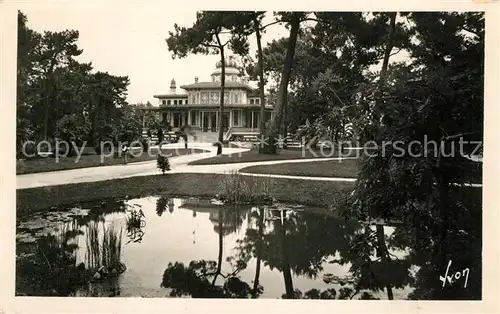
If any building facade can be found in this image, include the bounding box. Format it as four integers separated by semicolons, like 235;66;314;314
142;57;274;140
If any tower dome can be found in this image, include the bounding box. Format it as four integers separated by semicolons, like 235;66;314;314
170;78;176;93
215;56;238;69
212;56;241;80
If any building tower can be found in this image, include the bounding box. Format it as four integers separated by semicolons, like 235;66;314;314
170;78;176;93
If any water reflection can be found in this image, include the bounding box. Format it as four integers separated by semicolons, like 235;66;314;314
16;191;481;299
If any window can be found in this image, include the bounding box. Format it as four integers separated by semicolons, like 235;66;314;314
210;92;219;104
162;100;166;105
173;100;178;105
249;99;254;105
185;99;188;105
234;94;239;104
201;92;209;104
233;110;240;126
167;100;171;105
255;98;260;105
191;110;198;125
224;92;230;103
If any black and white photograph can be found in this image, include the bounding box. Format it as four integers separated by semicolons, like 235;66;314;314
1;1;498;312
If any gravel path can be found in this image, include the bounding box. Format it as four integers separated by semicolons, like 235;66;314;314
16;143;481;189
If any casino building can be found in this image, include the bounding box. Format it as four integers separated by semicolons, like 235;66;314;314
141;56;274;141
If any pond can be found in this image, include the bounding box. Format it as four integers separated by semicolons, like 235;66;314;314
16;195;481;299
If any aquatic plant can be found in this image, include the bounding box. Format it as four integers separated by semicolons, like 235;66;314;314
85;221;124;273
217;171;273;205
102;223;123;270
85;221;101;270
16;221;87;296
125;203;146;244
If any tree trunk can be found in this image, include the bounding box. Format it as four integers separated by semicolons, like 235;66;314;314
380;12;397;83
376;224;394;300
259;13;301;154
252;207;265;298
367;12;397;143
42;60;58;140
212;209;224;286
283;97;288;149
255;21;266;137
278;219;294;298
217;36;225;155
43;89;50;140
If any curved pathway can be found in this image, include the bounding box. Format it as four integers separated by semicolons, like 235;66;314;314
16;143;480;189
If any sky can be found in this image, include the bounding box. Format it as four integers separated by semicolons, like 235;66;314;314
18;3;290;105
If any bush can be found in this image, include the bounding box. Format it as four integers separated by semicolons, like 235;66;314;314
157;154;171;175
18;141;37;159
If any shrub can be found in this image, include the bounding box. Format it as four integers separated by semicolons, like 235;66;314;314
18;141;37;159
157;154;171;174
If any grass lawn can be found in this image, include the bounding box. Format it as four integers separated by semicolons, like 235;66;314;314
188;146;359;165
17;173;355;218
16;148;208;175
239;159;360;178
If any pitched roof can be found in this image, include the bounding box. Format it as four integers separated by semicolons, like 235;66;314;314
180;81;255;90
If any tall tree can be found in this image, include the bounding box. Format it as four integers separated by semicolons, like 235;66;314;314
226;11;273;136
259;12;305;154
37;30;83;139
347;11;484;299
166;11;249;155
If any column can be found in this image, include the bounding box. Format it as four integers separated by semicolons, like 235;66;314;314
229;110;233;128
251;111;254;130
188;110;191;126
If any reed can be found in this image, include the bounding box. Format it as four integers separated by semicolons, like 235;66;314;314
217;171;273;205
85;221;123;271
85;222;100;270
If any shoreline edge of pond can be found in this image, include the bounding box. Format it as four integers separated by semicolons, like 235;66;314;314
17;173;356;219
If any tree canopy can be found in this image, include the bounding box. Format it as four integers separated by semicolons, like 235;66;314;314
17;11;144;155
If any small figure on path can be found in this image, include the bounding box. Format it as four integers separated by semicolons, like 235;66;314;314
157;128;164;147
178;125;192;149
122;144;129;164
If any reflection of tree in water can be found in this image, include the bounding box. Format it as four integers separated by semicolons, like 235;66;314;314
404;187;482;300
162;186;481;300
161;207;256;298
344;157;483;300
230;207;361;299
156;197;175;216
168;199;175;213
156;197;168;217
73;199;127;226
161;260;256;298
209;206;247;236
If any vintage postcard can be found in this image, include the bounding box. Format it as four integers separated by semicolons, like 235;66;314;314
1;0;499;313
